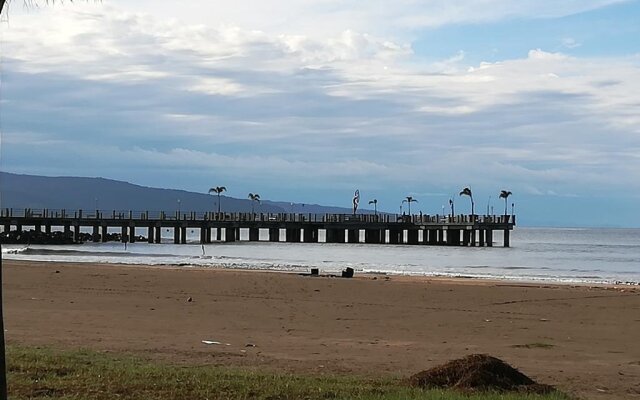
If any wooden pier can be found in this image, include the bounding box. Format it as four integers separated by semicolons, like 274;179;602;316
0;209;515;247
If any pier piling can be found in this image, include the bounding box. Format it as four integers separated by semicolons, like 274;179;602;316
0;209;514;247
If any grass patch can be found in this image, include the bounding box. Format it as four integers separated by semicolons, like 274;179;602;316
511;343;555;349
7;345;568;400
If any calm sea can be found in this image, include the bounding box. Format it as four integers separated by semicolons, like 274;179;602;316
2;227;639;285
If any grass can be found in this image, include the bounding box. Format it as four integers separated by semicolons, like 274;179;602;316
7;345;569;400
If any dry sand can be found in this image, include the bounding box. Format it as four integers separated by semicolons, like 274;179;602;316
4;259;640;399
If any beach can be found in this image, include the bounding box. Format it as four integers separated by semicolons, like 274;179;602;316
4;259;640;399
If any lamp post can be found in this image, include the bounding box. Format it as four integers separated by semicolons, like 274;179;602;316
177;199;181;219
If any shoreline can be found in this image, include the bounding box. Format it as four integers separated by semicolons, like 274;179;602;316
4;259;640;399
4;257;639;288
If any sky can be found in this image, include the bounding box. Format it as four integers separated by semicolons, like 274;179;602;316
0;0;639;227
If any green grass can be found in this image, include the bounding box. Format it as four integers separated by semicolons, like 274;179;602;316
7;346;569;400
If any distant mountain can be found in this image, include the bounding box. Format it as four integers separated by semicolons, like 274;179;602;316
0;172;362;215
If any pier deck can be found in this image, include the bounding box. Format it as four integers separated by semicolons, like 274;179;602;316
0;209;515;247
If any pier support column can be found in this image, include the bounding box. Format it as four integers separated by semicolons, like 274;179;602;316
347;229;359;243
64;224;71;238
216;227;222;241
303;228;318;243
129;226;136;243
173;227;180;244
388;229;401;244
93;225;100;242
122;226;129;243
181;227;187;244
478;229;485;247
34;224;41;234
249;228;260;242
487;230;493;247
74;225;81;243
101;225;108;242
437;229;444;244
462;230;470;246
148;226;155;244
447;229;459;246
420;229;429;245
45;225;52;235
427;230;437;245
286;228;301;243
325;229;335;243
326;229;345;243
407;229;419;245
155;226;161;244
3;224;9;233
225;227;236;242
268;228;279;242
470;229;477;247
205;227;212;243
364;229;382;244
503;229;510;247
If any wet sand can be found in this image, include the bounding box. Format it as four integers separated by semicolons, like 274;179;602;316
3;259;640;399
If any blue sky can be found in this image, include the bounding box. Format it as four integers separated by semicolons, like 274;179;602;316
1;0;639;227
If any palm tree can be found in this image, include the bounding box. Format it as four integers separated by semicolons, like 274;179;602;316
368;199;378;216
402;196;418;215
499;190;512;215
248;193;261;214
459;187;474;216
208;186;227;213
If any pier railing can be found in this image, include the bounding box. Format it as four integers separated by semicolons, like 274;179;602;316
0;208;516;225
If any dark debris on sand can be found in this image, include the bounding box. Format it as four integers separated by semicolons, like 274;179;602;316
408;354;555;394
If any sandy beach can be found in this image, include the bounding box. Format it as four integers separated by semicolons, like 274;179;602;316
3;259;640;399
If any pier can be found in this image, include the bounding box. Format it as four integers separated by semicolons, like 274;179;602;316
0;209;515;247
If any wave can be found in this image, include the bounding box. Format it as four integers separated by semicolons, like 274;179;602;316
2;247;30;255
6;248;170;258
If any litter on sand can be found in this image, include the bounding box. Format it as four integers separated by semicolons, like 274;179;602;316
201;340;221;345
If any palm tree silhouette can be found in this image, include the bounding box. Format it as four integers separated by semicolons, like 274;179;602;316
248;193;261;214
208;186;227;213
402;196;418;215
499;190;512;215
368;199;378;216
459;187;474;216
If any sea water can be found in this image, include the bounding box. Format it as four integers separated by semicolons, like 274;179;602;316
2;227;639;285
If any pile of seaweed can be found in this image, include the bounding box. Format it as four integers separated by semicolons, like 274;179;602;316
408;354;554;394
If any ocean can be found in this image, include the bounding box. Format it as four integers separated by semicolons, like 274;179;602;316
2;227;639;285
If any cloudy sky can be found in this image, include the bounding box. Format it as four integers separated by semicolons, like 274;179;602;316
1;1;639;226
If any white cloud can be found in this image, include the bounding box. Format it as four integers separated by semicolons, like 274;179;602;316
561;37;582;49
1;2;639;201
93;0;630;38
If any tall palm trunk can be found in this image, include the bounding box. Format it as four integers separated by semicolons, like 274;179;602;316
0;4;8;397
217;193;221;213
0;244;6;400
